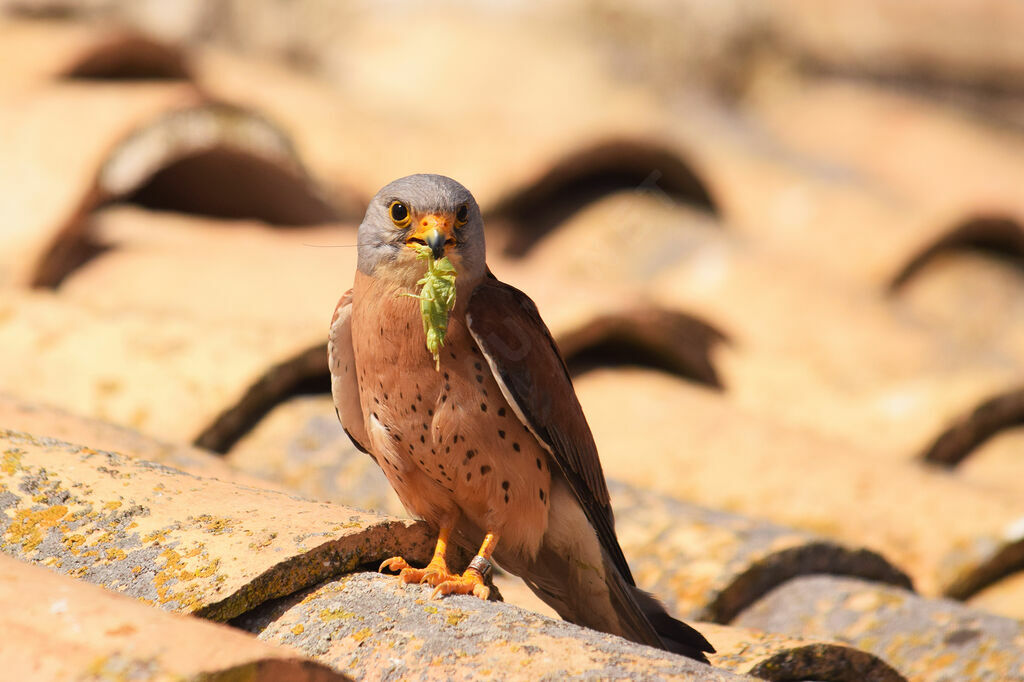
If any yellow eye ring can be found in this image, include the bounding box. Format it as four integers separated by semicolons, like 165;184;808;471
455;203;469;227
389;200;411;227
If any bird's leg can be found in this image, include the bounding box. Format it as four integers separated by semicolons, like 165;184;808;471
432;532;499;600
379;525;458;587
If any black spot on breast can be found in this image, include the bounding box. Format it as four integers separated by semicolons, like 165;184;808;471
476;375;483;383
453;435;459;444
417;393;422;402
428;408;434;416
498;430;505;439
444;372;450;380
395;434;402;442
420;435;426;443
502;481;510;491
480;403;487;412
384;393;388;400
513;442;520;452
466;449;475;459
372;411;378;419
445;446;450;454
480;465;491;475
422;423;429;431
373;397;380;404
504;494;509;503
536;458;542;469
466;472;472;481
474;362;482;371
539;489;546;501
411;404;417;413
498;407;506;417
450;351;457;359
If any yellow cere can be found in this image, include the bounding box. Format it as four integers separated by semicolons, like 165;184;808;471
405;244;457;370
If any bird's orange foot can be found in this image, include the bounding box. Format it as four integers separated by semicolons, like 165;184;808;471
378;556;456;587
431;567;490;600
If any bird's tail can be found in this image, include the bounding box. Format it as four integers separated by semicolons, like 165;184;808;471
511;542;714;664
628;583;714;663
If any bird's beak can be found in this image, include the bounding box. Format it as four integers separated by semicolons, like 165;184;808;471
407;213;454;260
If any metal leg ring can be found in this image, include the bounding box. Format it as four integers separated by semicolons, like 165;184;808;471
468;555;493;580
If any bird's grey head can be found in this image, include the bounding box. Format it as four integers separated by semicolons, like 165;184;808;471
356;174;486;282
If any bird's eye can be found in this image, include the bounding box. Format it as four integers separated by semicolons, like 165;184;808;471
389;201;411;227
455;203;469;226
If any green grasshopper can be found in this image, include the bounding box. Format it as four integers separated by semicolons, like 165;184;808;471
404;244;457;371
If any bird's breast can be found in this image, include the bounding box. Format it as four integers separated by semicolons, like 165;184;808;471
350;270;552;560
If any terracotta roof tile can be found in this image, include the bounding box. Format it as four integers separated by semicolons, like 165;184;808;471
0;18;190;91
700;622;904;682
967;569;1024;621
58;206;356;329
0;291;324;442
190;19;679;209
0;393;277;488
575;367;1024;598
733;575;1024;682
610;481;910;624
0;554;347;682
0;428;434;621
226;394;406;518
765;0;1024;85
0;81;202;285
236;572;748;681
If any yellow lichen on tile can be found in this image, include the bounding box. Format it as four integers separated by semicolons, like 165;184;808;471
5;504;69;552
1;448;24;475
319;607;358;622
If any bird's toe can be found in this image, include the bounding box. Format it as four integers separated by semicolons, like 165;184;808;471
380;555;458;586
378;556;411;574
431;569;490;600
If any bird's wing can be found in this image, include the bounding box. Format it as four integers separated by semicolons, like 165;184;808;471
328;289;371;453
465;273;634;584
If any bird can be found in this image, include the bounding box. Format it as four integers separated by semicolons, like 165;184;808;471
328;173;714;662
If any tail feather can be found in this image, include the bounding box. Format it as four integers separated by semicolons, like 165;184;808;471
630;586;714;663
489;477;712;663
506;541;714;664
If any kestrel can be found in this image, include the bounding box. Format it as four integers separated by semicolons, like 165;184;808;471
329;174;713;662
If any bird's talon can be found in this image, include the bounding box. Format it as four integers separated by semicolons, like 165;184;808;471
379;556;411;573
380;555;458;587
430;568;489;600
